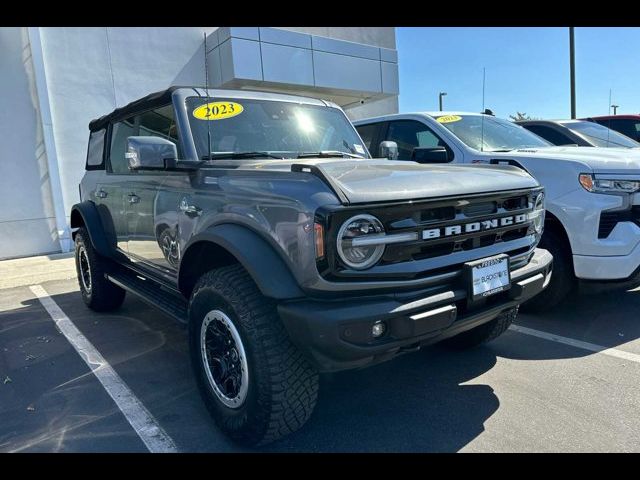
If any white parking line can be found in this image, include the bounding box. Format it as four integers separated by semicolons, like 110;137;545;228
29;285;178;453
509;324;640;364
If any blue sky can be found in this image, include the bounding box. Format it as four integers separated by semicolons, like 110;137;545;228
397;27;640;119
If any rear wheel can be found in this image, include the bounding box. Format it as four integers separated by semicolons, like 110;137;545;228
442;307;517;350
74;227;125;312
521;228;574;313
189;264;319;446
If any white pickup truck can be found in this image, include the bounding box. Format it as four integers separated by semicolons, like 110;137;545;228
354;112;640;310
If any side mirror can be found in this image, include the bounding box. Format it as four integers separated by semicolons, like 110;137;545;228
126;136;177;171
411;146;450;163
379;141;399;160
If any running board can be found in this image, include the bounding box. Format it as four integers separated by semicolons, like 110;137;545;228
106;270;188;324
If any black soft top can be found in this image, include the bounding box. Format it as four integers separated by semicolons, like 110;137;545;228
88;86;191;132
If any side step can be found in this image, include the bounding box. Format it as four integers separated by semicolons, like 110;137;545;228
106;270;188;324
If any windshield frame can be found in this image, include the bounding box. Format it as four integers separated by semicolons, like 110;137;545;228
184;95;370;161
433;114;553;152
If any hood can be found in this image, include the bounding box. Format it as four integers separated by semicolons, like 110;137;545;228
507;146;640;173
244;158;539;204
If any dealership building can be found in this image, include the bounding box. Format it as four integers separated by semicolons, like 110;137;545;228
0;27;399;259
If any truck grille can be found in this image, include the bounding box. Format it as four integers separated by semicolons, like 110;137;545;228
319;188;541;282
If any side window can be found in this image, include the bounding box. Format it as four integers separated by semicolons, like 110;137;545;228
524;125;575;146
86;129;106;169
138;104;183;157
606;119;640;141
109;117;136;174
108;104;181;174
355;123;381;156
386;120;449;160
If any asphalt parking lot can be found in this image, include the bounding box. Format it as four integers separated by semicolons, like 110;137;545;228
2;273;640;452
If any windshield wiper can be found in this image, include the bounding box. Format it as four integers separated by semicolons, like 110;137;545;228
296;150;364;159
201;151;285;160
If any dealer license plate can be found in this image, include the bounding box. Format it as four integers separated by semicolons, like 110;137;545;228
466;254;510;301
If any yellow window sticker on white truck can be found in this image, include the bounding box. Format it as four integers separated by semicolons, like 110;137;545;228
436;115;462;124
193;102;244;120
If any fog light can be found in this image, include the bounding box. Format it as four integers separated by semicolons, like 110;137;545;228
372;321;386;338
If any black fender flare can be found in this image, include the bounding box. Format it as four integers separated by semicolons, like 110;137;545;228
69;201;113;258
178;223;304;300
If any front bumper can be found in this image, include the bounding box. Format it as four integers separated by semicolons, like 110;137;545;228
279;248;552;372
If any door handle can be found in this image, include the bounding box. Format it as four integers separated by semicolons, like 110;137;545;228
128;193;140;204
96;189;108;199
179;199;202;216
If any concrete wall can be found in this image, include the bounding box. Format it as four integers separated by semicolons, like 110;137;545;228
0;27;58;259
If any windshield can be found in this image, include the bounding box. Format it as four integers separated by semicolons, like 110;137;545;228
434;114;552;151
560;121;640;148
186;97;368;159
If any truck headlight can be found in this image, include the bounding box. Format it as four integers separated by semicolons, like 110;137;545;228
337;214;385;270
579;173;640;194
529;192;545;234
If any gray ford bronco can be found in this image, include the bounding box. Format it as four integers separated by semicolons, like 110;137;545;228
71;86;552;446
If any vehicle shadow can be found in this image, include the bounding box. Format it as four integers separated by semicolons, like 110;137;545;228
500;286;640;361
262;344;500;452
1;288;502;453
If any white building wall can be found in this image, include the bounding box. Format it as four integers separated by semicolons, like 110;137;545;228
0;27;58;259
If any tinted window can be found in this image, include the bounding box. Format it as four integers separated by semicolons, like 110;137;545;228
355;123;380;156
386;120;449;160
596;119;640;141
561;121;640;148
86;129;106;168
522;124;576;146
109;104;181;174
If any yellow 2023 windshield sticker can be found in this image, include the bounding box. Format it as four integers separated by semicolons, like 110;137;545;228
436;115;462;124
192;102;244;120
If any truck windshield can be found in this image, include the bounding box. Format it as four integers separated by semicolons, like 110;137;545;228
560;121;640;148
186;97;368;160
435;114;552;151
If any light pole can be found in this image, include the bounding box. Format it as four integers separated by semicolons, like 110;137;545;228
439;92;447;111
611;104;619;115
569;27;576;119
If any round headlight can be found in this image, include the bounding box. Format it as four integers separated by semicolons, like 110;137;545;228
337;214;385;270
532;192;545;234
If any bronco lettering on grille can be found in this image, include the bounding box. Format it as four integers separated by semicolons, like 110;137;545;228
422;214;527;240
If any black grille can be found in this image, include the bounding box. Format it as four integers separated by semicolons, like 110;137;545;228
317;188;542;281
598;207;640;238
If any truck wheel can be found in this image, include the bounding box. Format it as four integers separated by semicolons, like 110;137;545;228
74;227;125;312
442;307;517;350
188;264;319;446
520;228;574;313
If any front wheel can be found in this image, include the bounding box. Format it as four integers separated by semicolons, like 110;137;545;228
188;264;319;446
441;307;517;350
521;228;574;313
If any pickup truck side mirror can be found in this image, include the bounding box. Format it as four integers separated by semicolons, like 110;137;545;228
126;136;177;171
411;146;450;163
379;141;399;160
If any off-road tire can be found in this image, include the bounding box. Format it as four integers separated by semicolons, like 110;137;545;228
188;264;319;446
521;228;573;313
74;227;125;312
442;307;518;350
